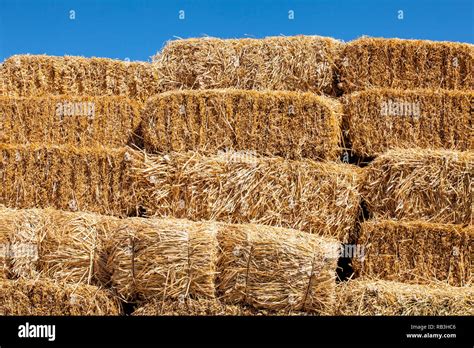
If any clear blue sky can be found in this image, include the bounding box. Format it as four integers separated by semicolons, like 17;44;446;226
0;0;473;62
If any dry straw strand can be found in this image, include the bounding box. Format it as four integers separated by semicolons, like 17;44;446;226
335;279;474;316
141;89;342;160
338;37;474;93
0;96;142;147
134;151;361;242
353;220;473;286
0;54;161;101
343;88;474;157
154;36;343;95
361;148;473;224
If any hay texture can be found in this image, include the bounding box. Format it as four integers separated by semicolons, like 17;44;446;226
132;298;265;316
0;207;117;285
154;36;342;95
0;96;141;147
108;218;218;301
335;279;474;316
216;224;339;314
353;220;472;286
362;149;473;225
135;151;361;242
343;89;474;157
132;297;311;316
0;144;139;216
141;89;342;160
0;278;121;315
0;54;160;101
338;37;474;93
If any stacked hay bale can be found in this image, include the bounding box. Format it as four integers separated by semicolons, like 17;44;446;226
337;37;474;315
0;278;121;315
0;55;152;215
0;55;160;314
0;54;161;101
154;36;342;95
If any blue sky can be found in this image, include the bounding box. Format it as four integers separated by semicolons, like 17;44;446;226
0;0;473;62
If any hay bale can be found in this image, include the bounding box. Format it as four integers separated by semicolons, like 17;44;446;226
353;220;472;286
335;279;474;315
343;89;474;157
0;278;121;315
0;143;139;216
141;89;342;160
362;149;473;224
216;223;339;314
0;96;141;147
132;297;265;316
0;54;160;101
154;36;342;95
108;218;218;301
0;207;116;285
338;37;474;93
135;151;361;242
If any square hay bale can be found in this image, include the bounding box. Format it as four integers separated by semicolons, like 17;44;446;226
0;278;121;315
132;297;267;316
343;89;474;157
0;144;139;216
0;96;142;147
338;37;474;93
216;223;339;314
135;151;361;242
353;220;472;286
0;207;116;285
154;36;342;95
335;279;474;315
108;218;219;301
362;149;473;224
141;89;342;160
0;55;161;101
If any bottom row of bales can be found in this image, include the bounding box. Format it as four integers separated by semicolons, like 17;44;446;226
1;278;472;316
0;207;472;316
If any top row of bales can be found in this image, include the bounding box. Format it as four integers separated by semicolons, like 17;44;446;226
1;36;472;99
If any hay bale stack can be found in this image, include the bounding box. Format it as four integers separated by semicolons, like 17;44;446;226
154;36;342;95
353;220;472;286
135;151;361;242
109;218;218;301
362;149;473;224
216;224;339;314
0;207;117;285
338;37;474;93
0;55;160;101
0;278;121;315
335;279;474;315
0;96;141;147
0;143;139;216
343;89;474;157
141;89;342;160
